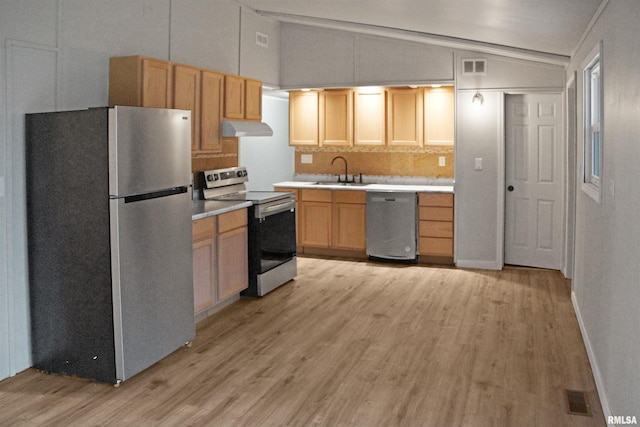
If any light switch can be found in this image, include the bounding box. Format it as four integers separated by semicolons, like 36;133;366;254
610;179;615;196
301;154;313;164
438;156;446;167
474;158;483;171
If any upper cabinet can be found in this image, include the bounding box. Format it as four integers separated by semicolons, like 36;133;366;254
319;89;353;147
224;75;245;119
109;55;262;155
354;87;386;146
173;64;201;151
245;78;263;121
387;87;423;147
424;86;455;146
224;75;262;121
289;85;454;148
109;56;173;109
289;90;319;146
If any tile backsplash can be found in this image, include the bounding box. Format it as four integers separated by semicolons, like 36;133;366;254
295;146;454;178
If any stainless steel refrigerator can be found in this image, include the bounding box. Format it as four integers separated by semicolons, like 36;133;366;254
26;106;195;384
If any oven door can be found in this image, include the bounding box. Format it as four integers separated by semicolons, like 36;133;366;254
250;201;296;275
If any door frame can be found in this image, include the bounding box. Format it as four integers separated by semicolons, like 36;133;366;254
501;90;567;272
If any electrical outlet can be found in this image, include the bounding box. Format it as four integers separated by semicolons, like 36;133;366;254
301;154;313;164
438;156;446;167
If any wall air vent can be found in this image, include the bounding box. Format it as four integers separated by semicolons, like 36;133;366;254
462;59;487;75
256;32;269;48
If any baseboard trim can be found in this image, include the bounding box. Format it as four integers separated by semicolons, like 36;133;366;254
571;291;613;425
455;259;502;270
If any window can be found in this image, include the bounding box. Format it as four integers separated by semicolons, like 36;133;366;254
582;42;602;203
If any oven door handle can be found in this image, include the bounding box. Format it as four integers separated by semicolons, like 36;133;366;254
257;199;296;218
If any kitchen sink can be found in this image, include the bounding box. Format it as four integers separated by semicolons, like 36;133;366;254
312;181;369;187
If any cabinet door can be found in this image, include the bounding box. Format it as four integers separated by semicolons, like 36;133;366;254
300;201;332;247
173;64;201;151
224;75;245;119
320;89;353;146
141;58;172;108
289;91;319;146
193;237;216;314
354;88;386;146
333;202;366;250
200;70;224;153
424;86;454;146
245;78;262;120
218;226;249;300
387;88;423;146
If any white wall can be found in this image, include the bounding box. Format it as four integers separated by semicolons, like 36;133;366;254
239;95;294;190
0;0;280;381
567;0;640;419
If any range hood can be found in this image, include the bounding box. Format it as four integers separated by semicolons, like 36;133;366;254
222;120;273;137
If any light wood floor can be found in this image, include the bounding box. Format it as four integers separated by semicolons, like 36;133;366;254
0;257;605;426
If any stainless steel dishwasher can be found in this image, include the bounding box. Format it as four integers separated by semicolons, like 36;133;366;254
366;191;417;261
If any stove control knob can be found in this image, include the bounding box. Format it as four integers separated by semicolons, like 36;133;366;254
236;171;243;177
206;174;219;182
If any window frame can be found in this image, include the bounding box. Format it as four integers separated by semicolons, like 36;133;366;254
581;42;603;203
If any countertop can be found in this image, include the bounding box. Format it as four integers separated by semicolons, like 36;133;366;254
273;181;454;194
192;199;252;220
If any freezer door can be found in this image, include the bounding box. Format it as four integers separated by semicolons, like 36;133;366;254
110;190;195;381
109;106;191;196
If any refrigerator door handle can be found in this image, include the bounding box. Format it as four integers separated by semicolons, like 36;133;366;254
120;186;190;204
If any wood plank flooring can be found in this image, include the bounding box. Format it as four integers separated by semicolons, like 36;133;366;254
0;257;605;426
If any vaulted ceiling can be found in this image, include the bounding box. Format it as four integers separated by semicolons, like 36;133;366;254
241;0;605;61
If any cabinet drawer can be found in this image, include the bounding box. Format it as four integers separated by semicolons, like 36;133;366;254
301;189;332;202
419;221;453;238
192;216;216;241
419;237;453;256
333;190;366;204
419;206;453;222
419;192;454;207
218;209;247;233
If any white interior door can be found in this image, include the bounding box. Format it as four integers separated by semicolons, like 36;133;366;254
505;93;564;269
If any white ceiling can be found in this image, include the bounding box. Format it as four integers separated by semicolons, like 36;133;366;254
241;0;605;60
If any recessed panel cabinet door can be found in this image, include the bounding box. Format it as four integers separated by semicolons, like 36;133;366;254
289;91;319;146
319;89;353;146
387;88;423;146
224;75;245;119
141;58;172;108
354;88;386;146
200;71;224;153
173;64;201;151
217;227;249;300
245;78;262;120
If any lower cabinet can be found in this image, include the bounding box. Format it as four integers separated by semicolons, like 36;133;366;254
418;193;454;262
192;209;248;319
296;188;367;255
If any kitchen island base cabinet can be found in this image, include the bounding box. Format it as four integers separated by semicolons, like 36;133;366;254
192;209;248;322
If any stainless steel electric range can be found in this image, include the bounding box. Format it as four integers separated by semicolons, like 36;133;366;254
202;166;297;297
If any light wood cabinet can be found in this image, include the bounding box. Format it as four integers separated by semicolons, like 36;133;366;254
300;189;332;247
217;209;248;300
245;78;263;121
332;190;366;250
387;87;423;147
173;64;201;151
320;89;353;146
418;193;454;260
109;55;172;108
354;88;386;146
192;208;248;319
289;91;320;146
224;75;245;120
200;70;224;153
192;217;217;315
424;86;455;146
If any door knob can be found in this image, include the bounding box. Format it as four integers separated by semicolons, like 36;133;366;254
507;185;514;191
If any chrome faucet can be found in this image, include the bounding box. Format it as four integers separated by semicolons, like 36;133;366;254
331;156;351;183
